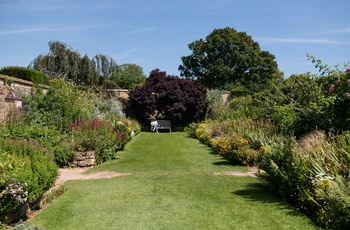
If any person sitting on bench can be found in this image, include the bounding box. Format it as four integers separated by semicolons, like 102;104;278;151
149;110;159;133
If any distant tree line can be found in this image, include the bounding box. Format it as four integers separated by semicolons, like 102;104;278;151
27;41;146;89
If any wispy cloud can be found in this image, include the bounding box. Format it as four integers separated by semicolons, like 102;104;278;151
257;37;349;45
130;55;156;64
113;43;146;60
0;23;116;35
123;27;155;34
2;0;120;12
310;27;350;35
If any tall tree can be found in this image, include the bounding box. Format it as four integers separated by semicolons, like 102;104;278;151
29;41;81;81
29;41;119;87
92;54;118;86
179;27;283;91
80;54;99;86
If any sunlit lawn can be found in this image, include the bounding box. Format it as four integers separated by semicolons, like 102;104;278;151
30;132;320;229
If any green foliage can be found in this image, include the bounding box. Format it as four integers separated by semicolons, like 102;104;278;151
193;119;281;166
251;73;330;136
0;139;57;222
109;63;146;89
69;117;132;164
52;144;76;168
179;27;282;91
186;58;350;228
316;69;350;132
211;134;261;165
205;89;226;119
0;66;50;85
259;132;350;229
227;95;256;119
184;122;200;138
23;79;95;132
271;104;300;134
28;41;146;89
1;221;45;230
93;94;125;118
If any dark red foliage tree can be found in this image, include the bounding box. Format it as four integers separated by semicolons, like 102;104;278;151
128;69;207;126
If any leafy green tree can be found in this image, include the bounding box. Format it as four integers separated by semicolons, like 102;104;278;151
110;63;146;89
80;54;99;86
179;27;282;91
92;54;118;86
29;41;117;87
29;41;81;81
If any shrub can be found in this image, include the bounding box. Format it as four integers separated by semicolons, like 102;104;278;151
205;89;225;119
316;69;350;132
23;80;95;133
128;69;207;126
211;135;259;165
53;144;76;167
0;66;50;85
69;117;133;164
0;139;57;223
259;132;350;229
193;119;280;166
0;220;44;229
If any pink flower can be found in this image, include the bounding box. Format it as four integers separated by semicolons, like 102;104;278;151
328;84;335;95
347;67;350;74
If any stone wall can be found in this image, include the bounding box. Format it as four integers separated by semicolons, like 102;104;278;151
221;91;232;104
104;88;232;104
0;74;49;122
73;151;97;167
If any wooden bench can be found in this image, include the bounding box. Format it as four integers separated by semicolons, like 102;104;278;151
151;120;171;132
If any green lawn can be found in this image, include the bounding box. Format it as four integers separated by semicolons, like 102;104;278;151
30;132;320;229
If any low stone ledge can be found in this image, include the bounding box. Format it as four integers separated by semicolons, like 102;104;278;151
73;151;97;167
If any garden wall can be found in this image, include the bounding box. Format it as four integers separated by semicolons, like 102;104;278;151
104;88;232;104
0;74;48;122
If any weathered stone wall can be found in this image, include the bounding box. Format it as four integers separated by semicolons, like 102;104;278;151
104;88;129;100
0;74;49;122
221;91;232;104
73;151;97;167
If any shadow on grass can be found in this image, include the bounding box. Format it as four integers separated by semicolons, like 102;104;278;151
212;160;234;166
232;182;303;217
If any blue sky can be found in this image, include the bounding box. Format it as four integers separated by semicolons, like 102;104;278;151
0;0;349;78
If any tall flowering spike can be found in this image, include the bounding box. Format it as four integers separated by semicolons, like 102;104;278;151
347;67;350;74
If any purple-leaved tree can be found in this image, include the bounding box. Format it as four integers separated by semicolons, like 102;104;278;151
128;69;207;126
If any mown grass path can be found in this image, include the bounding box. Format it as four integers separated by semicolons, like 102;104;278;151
30;132;319;229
